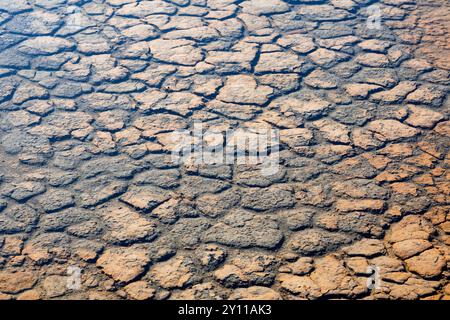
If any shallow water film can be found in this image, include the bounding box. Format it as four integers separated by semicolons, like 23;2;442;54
0;0;449;300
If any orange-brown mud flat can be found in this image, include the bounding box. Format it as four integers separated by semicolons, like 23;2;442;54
0;0;448;300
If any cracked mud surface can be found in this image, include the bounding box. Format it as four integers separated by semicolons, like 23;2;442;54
0;0;449;300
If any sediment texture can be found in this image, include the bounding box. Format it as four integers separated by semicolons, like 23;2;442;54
0;0;449;300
